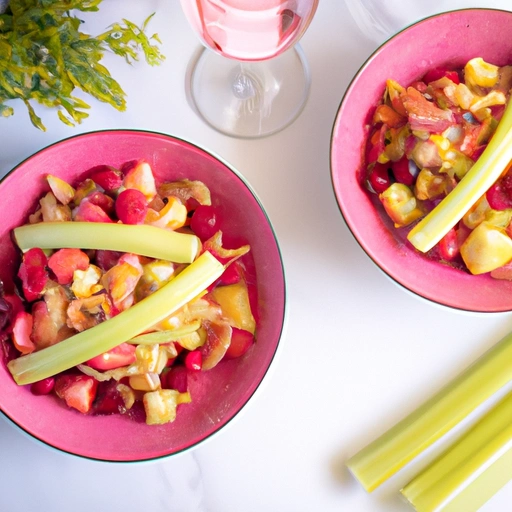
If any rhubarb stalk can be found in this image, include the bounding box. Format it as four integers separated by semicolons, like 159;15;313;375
346;330;512;492
401;392;512;512
14;222;200;263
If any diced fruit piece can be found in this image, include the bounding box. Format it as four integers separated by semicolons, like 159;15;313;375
66;295;106;332
87;191;115;215
40;192;71;222
101;260;143;310
121;160;157;201
115;188;148;225
203;231;250;265
162;365;188;392
379;183;424;227
136;260;175;300
95;250;123;271
465;57;499;88
157;179;212;207
73;179;98;205
47;175;75;205
460;222;512;274
73;199;113;223
71;265;103;298
31;287;74;349
143;389;182;425
48;248;90;285
225;327;254;359
12;311;35;354
491;260;512;280
190;205;222;241
145;196;187;230
185;350;202;371
93;380;125;415
86;342;136;370
30;377;55;395
209;282;256;334
401;86;455;133
368;163;392;194
200;320;232;370
3;294;24;331
18;248;49;302
129;373;160;391
54;374;98;414
133;343;161;373
217;261;243;286
423;67;460;85
373;104;405;128
89;165;123;193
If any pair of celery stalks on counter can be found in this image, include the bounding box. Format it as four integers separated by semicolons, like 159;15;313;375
8;222;225;385
348;101;512;511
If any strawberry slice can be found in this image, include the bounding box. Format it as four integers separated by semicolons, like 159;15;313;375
11;311;35;354
224;327;254;360
17;248;49;302
48;248;90;285
54;374;98;414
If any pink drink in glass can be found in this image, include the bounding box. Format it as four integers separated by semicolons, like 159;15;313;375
181;0;318;61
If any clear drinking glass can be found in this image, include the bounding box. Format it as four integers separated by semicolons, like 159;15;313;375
345;0;512;44
180;0;319;138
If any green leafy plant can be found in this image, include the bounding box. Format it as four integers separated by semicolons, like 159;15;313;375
0;0;165;130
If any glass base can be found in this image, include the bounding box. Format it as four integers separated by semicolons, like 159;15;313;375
186;45;311;138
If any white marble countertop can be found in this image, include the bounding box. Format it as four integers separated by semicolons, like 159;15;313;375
2;1;512;511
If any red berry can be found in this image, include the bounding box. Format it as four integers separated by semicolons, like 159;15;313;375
368;163;391;194
190;205;221;241
31;377;55;396
115;189;148;225
437;227;460;261
486;173;512;210
391;157;417;186
184;350;202;371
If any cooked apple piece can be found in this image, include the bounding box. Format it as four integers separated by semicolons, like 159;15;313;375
200;320;232;370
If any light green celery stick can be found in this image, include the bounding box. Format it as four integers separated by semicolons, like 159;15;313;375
8;252;223;385
14;222;199;263
346;331;512;492
401;392;512;512
128;321;201;345
408;99;512;253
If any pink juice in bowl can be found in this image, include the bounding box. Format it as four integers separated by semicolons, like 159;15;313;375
180;0;319;61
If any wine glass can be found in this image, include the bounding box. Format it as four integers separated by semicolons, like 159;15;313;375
180;0;319;138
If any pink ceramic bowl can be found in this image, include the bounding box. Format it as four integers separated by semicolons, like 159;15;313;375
0;130;286;461
331;8;512;313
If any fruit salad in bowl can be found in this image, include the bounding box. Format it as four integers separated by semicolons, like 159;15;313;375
0;130;285;461
331;8;512;312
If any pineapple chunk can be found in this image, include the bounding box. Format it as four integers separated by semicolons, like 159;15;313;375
129;373;160;391
209;282;256;334
143;389;179;425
